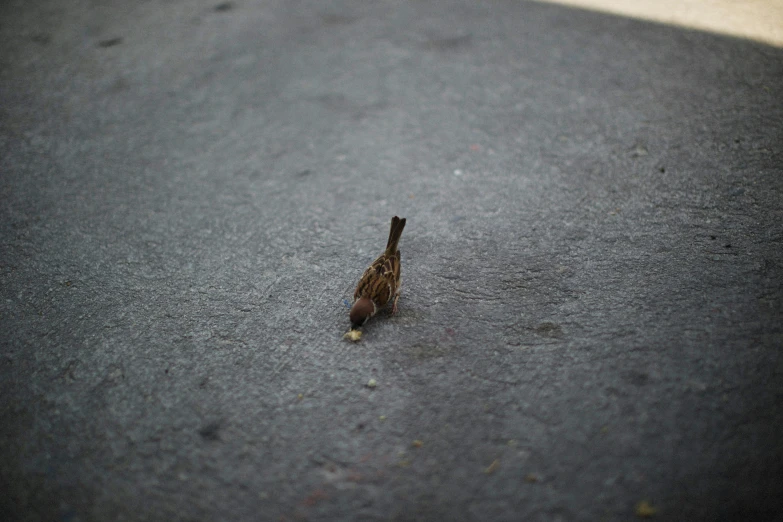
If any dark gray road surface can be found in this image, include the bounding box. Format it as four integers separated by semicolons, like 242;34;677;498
2;1;782;520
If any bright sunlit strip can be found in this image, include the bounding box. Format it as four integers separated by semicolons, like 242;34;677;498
533;0;783;47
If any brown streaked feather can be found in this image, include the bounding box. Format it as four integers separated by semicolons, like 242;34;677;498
353;253;396;306
385;217;406;257
353;217;405;309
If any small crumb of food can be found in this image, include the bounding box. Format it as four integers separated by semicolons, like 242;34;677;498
635;500;657;518
366;378;377;388
484;459;500;474
379;415;387;421
344;329;362;342
525;473;538;483
412;440;423;448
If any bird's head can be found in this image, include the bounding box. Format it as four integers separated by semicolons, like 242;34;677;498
349;297;375;328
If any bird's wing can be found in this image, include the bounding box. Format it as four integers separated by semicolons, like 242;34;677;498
354;253;394;306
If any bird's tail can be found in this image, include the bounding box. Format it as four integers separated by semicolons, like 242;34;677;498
385;216;406;256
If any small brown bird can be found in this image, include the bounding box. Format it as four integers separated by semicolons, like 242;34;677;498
350;216;406;328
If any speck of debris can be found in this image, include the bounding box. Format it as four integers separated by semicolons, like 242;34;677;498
534;322;563;338
214;2;234;12
484;459;500;474
379;415;387;421
98;37;123;48
366;378;377;389
198;421;222;441
525;473;538;483
297;393;304;401
412;440;423;448
30;33;52;45
635;500;657;518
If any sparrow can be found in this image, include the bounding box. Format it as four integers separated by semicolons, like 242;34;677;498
350;216;406;328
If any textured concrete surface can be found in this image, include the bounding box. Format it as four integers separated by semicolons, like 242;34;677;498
1;1;782;521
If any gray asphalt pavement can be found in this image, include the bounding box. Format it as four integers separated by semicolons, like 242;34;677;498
2;0;782;521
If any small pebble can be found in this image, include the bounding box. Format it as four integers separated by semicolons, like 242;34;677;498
484;459;500;474
635;500;656;518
